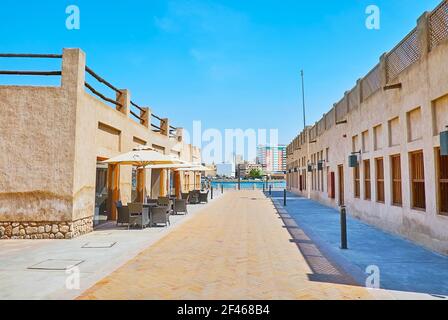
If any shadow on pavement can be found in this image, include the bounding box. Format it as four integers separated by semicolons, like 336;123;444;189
266;190;361;287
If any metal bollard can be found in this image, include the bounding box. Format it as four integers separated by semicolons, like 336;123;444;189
340;205;348;249
283;189;287;206
211;186;214;199
238;177;241;190
263;183;265;192
269;185;272;196
221;184;223;194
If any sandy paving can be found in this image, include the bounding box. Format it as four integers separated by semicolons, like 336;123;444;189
78;191;372;300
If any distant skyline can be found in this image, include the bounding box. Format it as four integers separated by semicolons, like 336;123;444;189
0;0;441;147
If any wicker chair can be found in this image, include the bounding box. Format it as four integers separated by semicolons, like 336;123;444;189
181;192;190;200
189;190;200;204
116;205;130;227
158;197;173;212
146;198;158;205
127;203;150;229
199;191;209;203
157;197;169;206
151;206;171;227
174;199;188;215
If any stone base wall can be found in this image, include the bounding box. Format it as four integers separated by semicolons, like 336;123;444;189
0;216;93;239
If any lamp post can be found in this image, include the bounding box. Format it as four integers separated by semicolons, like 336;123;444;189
340;205;348;249
301;70;306;130
300;70;311;199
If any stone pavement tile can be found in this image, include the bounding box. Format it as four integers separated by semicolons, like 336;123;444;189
78;191;373;300
271;190;448;299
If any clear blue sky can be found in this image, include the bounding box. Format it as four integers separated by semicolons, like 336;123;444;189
0;0;441;148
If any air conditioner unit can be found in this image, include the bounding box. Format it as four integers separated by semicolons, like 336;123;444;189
348;154;359;168
441;129;448;156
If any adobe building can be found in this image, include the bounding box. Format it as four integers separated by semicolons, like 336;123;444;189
0;48;201;239
286;2;448;254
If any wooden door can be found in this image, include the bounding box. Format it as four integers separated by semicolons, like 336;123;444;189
328;170;335;199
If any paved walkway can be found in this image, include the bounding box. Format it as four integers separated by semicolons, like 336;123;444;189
271;191;448;299
0;195;220;300
79;191;371;300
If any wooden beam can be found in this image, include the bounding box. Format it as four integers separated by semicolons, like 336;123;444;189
0;70;61;76
0;53;62;58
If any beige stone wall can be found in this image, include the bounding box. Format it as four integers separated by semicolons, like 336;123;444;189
0;88;75;222
0;48;201;238
286;13;448;254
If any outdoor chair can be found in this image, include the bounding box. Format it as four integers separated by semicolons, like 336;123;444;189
181;193;190;202
199;191;209;203
127;203;150;229
173;199;188;215
157;197;170;206
151;206;171;227
188;190;200;204
158;197;173;212
116;205;130;227
146;198;158;205
181;192;189;199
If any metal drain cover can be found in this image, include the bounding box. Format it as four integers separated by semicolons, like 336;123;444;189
82;241;116;248
28;259;84;270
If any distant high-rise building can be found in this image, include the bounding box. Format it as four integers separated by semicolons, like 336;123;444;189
235;154;244;165
216;163;234;177
256;145;287;173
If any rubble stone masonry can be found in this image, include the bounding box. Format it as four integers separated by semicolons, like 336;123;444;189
0;216;93;239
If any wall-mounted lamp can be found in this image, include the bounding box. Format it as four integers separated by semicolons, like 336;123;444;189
441;126;448;156
317;160;325;171
349;151;361;168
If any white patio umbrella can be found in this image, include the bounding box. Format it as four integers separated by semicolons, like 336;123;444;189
102;147;185;202
175;165;213;172
175;165;213;191
103;146;184;167
144;162;193;170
